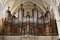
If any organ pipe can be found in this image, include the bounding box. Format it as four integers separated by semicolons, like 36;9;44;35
4;3;57;36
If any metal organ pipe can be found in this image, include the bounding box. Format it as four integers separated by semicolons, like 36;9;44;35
45;12;51;24
26;14;30;35
19;8;24;23
18;4;24;35
32;4;38;35
33;9;38;24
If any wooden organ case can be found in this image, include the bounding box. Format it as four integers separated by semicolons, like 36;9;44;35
3;3;58;36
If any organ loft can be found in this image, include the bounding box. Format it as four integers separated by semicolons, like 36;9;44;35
2;1;58;36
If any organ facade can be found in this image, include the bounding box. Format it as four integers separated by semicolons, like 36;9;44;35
2;1;58;36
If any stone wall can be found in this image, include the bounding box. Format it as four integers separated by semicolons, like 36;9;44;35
0;36;58;40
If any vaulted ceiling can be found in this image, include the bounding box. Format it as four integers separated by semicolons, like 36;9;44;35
0;0;59;13
0;0;60;20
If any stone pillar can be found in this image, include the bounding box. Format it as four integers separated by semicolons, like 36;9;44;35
52;6;60;38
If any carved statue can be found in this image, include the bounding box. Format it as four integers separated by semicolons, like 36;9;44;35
7;7;11;18
6;6;12;23
12;12;16;24
44;7;51;23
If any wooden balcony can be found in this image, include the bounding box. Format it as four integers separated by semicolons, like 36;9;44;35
1;19;58;36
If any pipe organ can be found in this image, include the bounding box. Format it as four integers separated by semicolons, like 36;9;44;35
3;3;58;36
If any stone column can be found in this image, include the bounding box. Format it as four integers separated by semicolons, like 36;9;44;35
52;6;60;38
